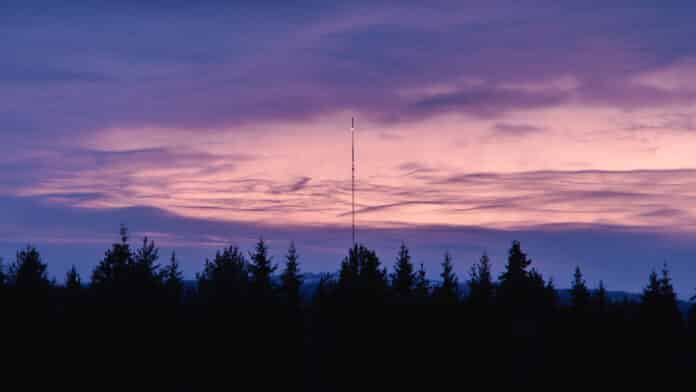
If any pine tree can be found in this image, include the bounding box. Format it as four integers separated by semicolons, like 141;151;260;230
65;265;82;290
160;252;184;302
197;246;248;303
91;225;133;291
570;266;590;312
338;245;361;292
498;240;535;309
9;245;51;290
390;243;415;298
279;242;303;307
499;240;531;284
414;263;430;299
468;252;494;306
132;236;161;291
337;244;388;301
595;280;608;312
641;264;681;331
248;238;277;300
433;252;459;304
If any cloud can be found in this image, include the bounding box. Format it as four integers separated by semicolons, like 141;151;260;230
491;123;545;135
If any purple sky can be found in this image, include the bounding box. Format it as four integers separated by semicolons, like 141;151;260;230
2;1;696;297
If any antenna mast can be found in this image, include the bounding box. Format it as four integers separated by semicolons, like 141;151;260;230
351;117;356;247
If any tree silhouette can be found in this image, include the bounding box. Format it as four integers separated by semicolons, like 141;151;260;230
498;240;539;310
132;236;161;291
641;263;681;332
160;252;184;303
390;243;415;298
65;265;82;290
570;266;590;312
413;263;430;299
248;238;277;301
279;242;303;307
91;225;133;292
9;245;50;290
595;280;608;313
432;252;458;304
468;252;494;306
337;244;387;302
197;245;248;303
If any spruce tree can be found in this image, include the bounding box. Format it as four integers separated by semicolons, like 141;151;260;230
65;265;82;290
9;245;50;290
91;225;133;291
337;244;387;301
279;242;303;307
595;280;608;313
641;264;681;331
414;263;430;299
248;238;277;300
390;243;415;298
133;236;161;291
468;252;494;306
570;266;590;312
197;246;248;303
160;252;184;302
498;240;534;309
433;252;459;304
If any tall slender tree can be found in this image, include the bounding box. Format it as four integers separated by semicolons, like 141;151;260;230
433;252;459;304
468;252;494;306
248;238;277;301
160;252;184;302
91;225;133;291
595;280;608;313
498;240;536;309
65;265;82;290
414;263;430;299
132;236;161;290
570;266;590;312
279;242;303;307
390;243;415;298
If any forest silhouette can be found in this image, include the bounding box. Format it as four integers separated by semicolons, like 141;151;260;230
1;225;694;389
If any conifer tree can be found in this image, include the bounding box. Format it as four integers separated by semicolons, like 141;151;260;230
91;225;133;291
641;264;681;331
468;252;494;306
133;236;161;290
160;252;184;302
337;244;387;301
248;238;277;300
570;266;590;312
65;265;82;290
279;242;303;307
595;280;608;312
338;245;361;292
9;245;51;290
390;243;415;298
498;240;535;308
414;263;430;299
197;246;248;303
433;252;458;304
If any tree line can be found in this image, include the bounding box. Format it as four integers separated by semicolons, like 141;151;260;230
1;225;694;389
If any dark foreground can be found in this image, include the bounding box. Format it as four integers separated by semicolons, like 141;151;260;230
2;231;695;389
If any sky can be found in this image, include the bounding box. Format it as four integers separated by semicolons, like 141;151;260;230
2;1;696;296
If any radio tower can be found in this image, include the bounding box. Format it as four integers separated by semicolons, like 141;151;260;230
351;117;356;247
